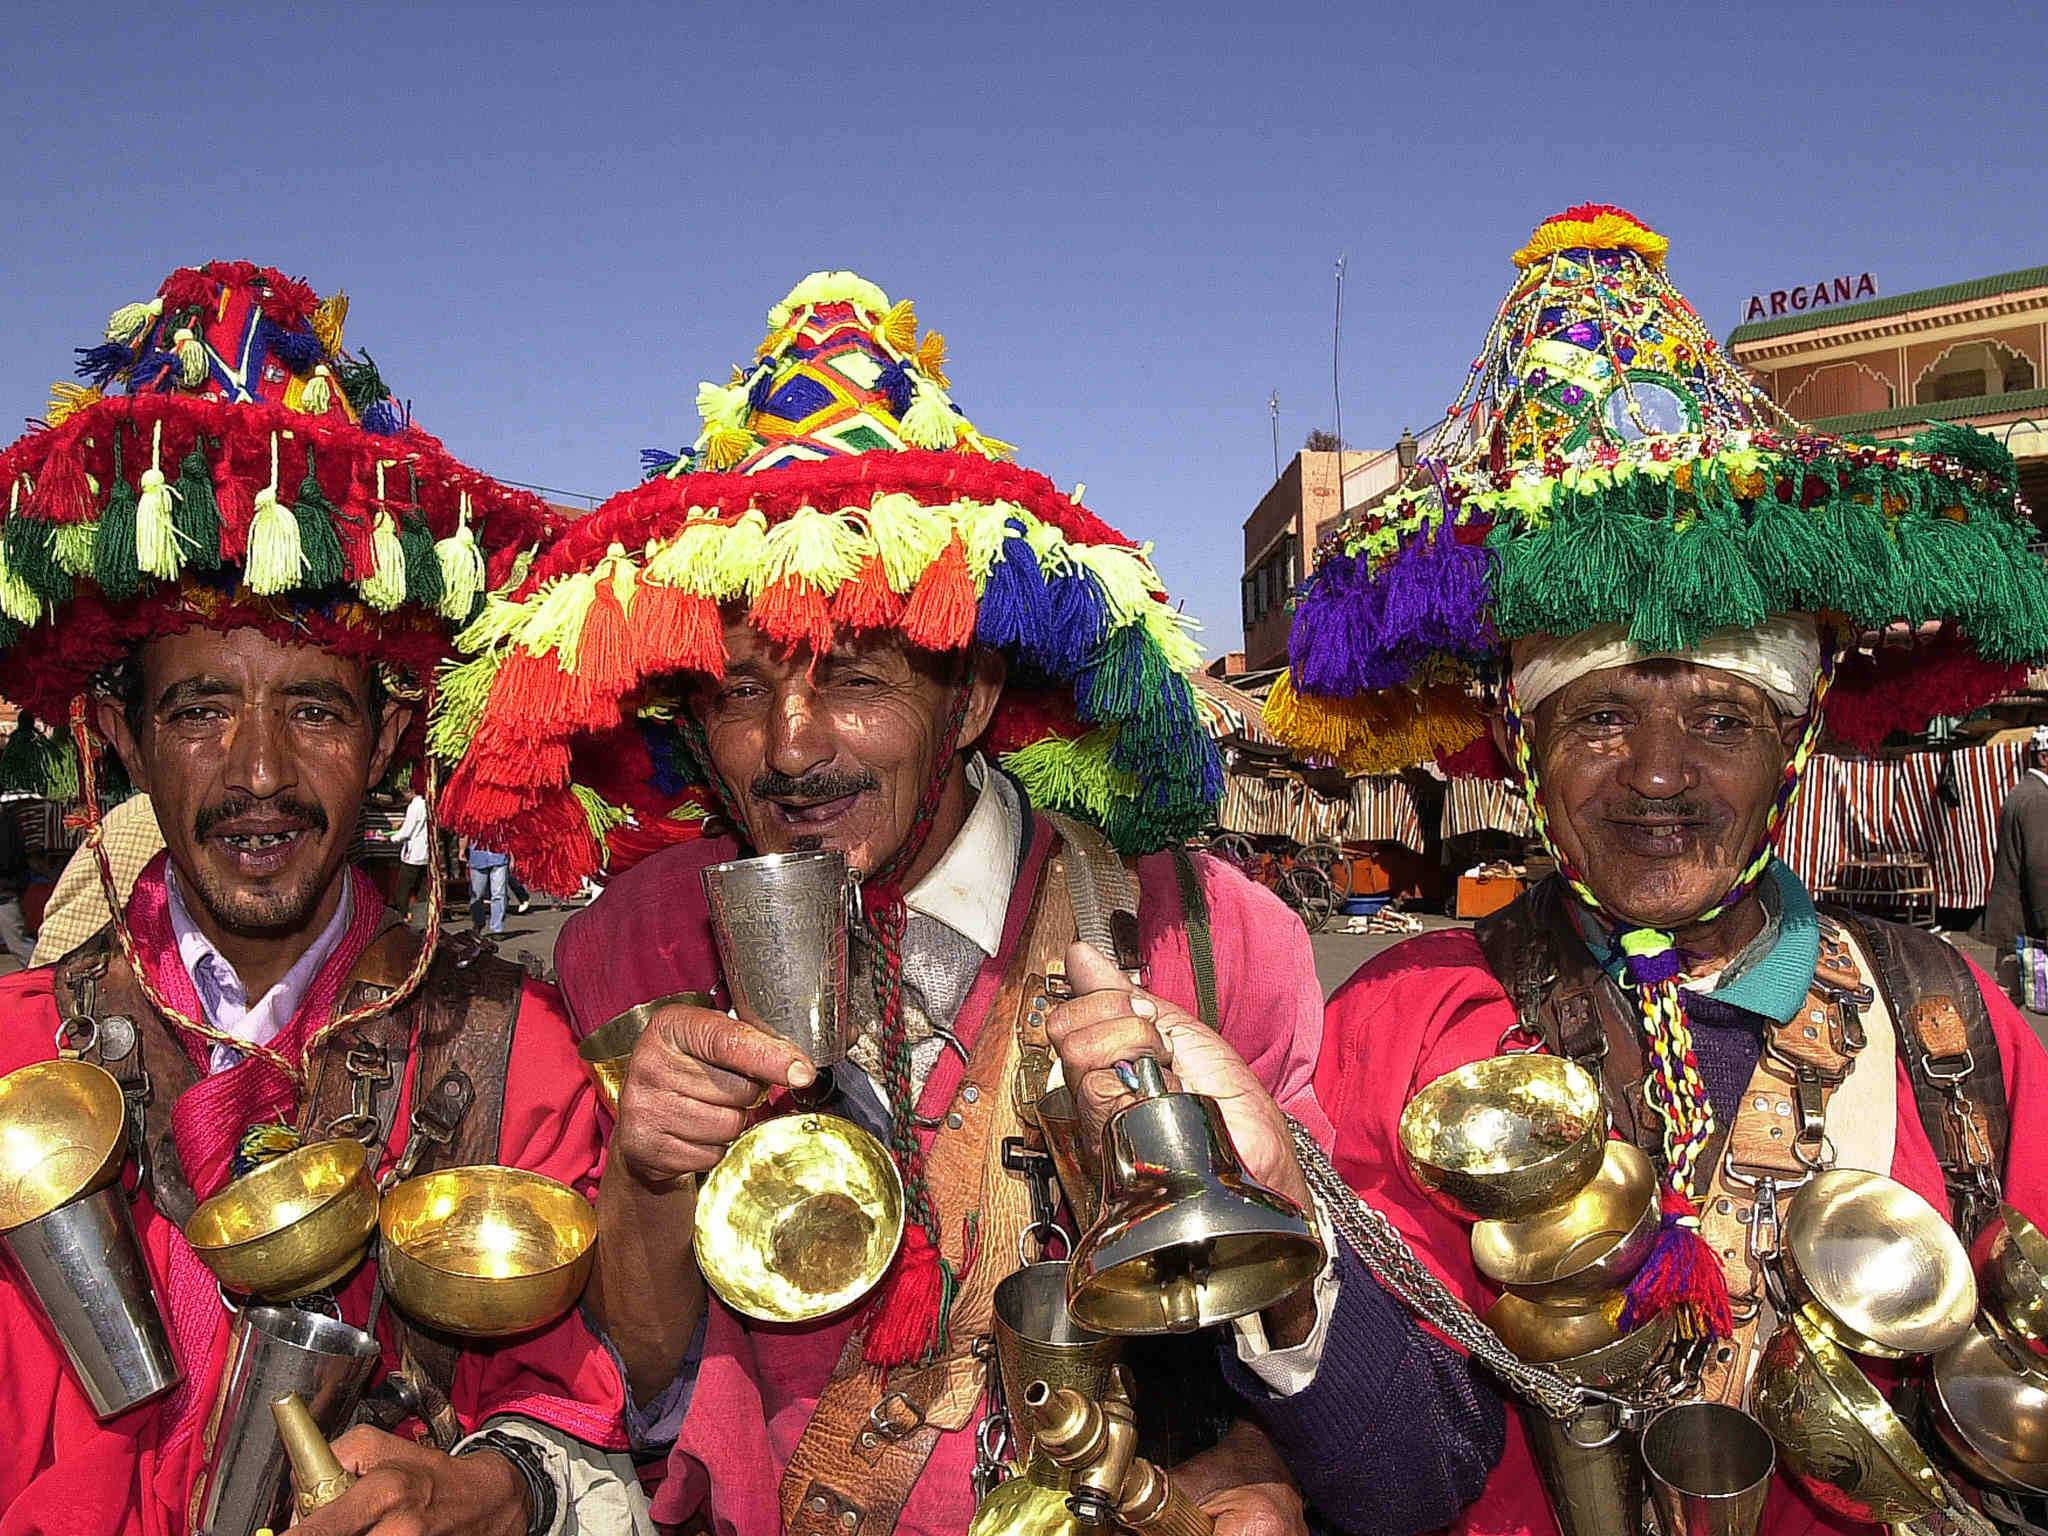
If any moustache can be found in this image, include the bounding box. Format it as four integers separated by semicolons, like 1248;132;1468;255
194;794;329;840
749;768;880;803
1612;796;1711;822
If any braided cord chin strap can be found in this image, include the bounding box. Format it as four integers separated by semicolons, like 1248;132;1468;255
67;692;445;1094
1496;642;1838;1337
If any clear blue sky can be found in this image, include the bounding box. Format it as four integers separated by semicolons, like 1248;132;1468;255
5;1;2044;653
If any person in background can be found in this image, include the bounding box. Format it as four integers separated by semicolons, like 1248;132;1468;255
0;803;32;965
386;785;433;919
30;790;166;965
468;838;510;936
1984;723;2048;1009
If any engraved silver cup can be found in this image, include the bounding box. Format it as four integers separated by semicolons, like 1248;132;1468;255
701;850;857;1067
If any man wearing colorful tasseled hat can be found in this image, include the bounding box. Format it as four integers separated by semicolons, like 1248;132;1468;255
432;272;1337;1533
0;264;646;1535
1253;207;2048;1535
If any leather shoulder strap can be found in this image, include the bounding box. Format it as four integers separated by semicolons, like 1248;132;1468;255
1830;909;2010;1236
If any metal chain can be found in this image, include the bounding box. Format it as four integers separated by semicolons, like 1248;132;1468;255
1288;1119;1589;1420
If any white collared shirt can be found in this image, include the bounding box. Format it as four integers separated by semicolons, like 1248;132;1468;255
165;865;355;1074
903;755;1018;958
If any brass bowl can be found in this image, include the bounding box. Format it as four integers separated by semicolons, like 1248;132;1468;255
576;991;716;1115
380;1166;597;1337
1931;1310;2048;1494
695;1112;904;1324
185;1139;379;1299
1482;1290;1624;1364
1751;1310;1946;1524
1471;1140;1658;1304
1781;1168;1975;1359
1986;1204;2048;1354
1541;1311;1675;1389
1398;1055;1606;1222
0;1059;130;1230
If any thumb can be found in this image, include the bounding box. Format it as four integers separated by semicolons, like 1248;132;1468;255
1063;940;1131;997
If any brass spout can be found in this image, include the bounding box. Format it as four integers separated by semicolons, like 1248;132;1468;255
271;1391;355;1516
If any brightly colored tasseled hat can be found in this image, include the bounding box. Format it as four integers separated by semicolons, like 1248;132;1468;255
434;270;1221;893
0;261;560;797
1270;203;2048;775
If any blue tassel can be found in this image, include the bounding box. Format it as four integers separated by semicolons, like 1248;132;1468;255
747;364;779;414
974;527;1054;660
640;446;683;479
640;721;693;796
1041;568;1109;674
266;324;323;373
1078;625;1172;726
127;351;182;391
360;400;404;436
874;359;914;419
74;343;134;387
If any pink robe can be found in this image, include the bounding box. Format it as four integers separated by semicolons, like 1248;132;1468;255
1317;927;2048;1535
556;818;1331;1536
0;861;625;1536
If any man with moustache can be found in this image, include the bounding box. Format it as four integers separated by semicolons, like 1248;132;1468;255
439;272;1342;1533
0;264;637;1536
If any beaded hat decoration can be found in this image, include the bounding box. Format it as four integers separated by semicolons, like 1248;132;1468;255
433;270;1222;894
1269;204;2048;775
0;261;561;797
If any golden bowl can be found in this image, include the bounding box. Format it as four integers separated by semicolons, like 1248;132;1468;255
577;991;716;1115
1986;1204;2048;1354
1931;1310;2048;1494
695;1112;904;1324
1399;1054;1606;1222
1471;1139;1658;1304
380;1166;597;1337
0;1059;129;1230
1781;1168;1976;1359
1544;1311;1675;1389
1751;1310;1946;1524
185;1139;379;1299
1482;1290;1624;1364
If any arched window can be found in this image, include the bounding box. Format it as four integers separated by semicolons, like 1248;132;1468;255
1916;339;2038;405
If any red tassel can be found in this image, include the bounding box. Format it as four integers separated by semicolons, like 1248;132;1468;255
576;578;638;698
29;438;94;524
862;1221;948;1369
749;574;835;656
630;582;689;676
1618;1188;1733;1340
900;535;975;651
831;554;903;632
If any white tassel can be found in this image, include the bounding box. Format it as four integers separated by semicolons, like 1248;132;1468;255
360;510;408;611
134;422;185;579
104;298;161;345
299;364;334;416
244;436;304;594
173;328;208;388
901;380;960;450
435;493;485;620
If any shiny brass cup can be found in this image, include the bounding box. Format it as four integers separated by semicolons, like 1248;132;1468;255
1471;1140;1658;1305
1512;1315;1674;1536
1932;1310;2048;1494
1482;1291;1626;1364
1985;1204;2048;1354
0;1059;129;1230
577;991;715;1115
379;1166;597;1337
186;1140;379;1300
1780;1168;1976;1359
694;1113;904;1324
1398;1055;1606;1223
1751;1309;1947;1524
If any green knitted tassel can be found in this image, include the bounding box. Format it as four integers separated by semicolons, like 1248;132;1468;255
291;450;348;590
399;512;444;611
1743;492;1833;613
3;517;72;607
173;446;222;571
94;429;142;601
1632;505;1765;653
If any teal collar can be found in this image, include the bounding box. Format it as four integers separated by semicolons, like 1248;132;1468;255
1578;859;1820;1025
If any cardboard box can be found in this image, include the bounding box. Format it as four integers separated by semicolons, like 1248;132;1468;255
1456;874;1524;919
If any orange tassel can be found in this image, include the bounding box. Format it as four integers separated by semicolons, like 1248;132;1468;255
631;581;690;672
576;577;637;698
900;535;975;651
831;554;903;632
490;648;585;735
749;574;834;656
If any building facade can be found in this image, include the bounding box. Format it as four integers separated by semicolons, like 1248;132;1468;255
1727;265;2048;519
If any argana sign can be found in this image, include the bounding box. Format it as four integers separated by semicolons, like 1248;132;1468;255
1743;274;1878;323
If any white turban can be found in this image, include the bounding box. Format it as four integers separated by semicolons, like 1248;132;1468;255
1509;613;1822;719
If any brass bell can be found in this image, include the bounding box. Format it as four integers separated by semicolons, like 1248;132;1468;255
1066;1058;1322;1334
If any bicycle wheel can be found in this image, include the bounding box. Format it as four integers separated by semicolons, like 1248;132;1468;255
1299;840;1353;898
1209;832;1258;869
1278;866;1339;934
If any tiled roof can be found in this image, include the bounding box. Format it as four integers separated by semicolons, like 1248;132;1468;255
1728;265;2048;345
1810;386;2048;436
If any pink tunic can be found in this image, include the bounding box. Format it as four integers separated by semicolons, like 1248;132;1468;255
556;817;1331;1536
0;869;624;1536
1317;928;2048;1536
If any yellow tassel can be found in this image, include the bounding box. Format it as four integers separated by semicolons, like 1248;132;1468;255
901;382;959;450
362;510;408;611
53;521;96;576
298;365;334;416
135;422;186;580
456;593;529;655
517;569;599;665
104;298;161;345
957;501;1013;587
244;438;304;595
1074;543;1165;628
865;492;950;593
311;293;349;355
428;654;498;760
646;511;732;597
704;424;755;470
173;328;208;388
878;299;917;357
964;426;1017;460
915;331;949;388
709;510;771;601
768;272;893;331
763;508;865;593
46;382;101;427
0;542;41;626
435;494;486;620
696;379;751;432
